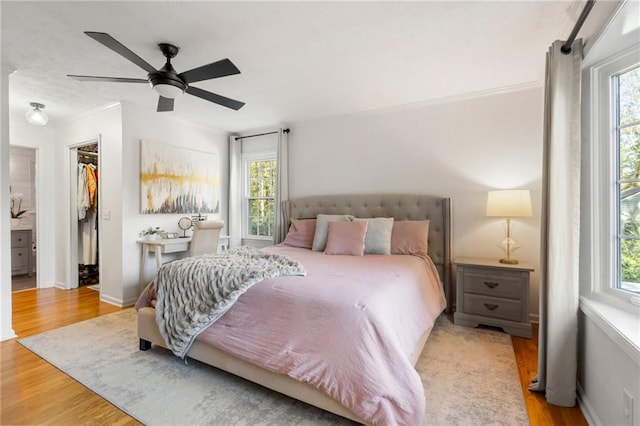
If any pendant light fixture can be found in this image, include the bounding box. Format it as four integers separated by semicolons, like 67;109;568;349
25;102;48;126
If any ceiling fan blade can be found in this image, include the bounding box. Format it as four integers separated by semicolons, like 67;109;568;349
157;96;174;112
186;86;245;110
68;75;149;84
84;31;157;74
179;58;240;84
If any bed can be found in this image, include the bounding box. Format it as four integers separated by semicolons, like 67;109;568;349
136;193;452;425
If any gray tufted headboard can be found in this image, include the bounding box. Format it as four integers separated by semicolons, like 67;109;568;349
282;193;452;309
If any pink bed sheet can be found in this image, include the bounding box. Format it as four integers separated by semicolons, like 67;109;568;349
138;245;446;425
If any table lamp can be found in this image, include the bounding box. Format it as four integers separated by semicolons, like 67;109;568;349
486;189;532;264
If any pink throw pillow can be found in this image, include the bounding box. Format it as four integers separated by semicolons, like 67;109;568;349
283;219;316;249
324;221;368;256
390;220;430;256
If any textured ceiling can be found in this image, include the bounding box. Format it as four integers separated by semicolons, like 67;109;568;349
1;1;619;132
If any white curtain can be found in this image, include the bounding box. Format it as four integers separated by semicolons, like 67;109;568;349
273;129;289;244
228;136;242;248
529;39;582;406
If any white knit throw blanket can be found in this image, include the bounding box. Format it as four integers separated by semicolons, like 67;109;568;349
155;246;306;358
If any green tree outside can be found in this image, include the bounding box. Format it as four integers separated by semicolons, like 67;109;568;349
248;159;276;237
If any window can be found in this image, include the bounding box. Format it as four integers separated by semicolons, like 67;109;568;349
590;45;640;306
243;153;276;239
616;66;640;294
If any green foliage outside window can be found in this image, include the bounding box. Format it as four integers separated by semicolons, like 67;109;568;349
247;159;276;237
618;66;640;290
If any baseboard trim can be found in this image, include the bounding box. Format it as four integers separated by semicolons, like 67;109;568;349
99;293;125;307
0;329;18;341
577;381;602;426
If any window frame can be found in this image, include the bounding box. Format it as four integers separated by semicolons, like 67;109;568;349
589;44;640;311
241;151;277;241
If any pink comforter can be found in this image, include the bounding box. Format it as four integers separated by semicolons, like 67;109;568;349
139;245;446;425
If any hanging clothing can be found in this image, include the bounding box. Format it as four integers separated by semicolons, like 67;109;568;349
86;164;97;212
77;160;99;266
77;164;89;220
80;209;98;265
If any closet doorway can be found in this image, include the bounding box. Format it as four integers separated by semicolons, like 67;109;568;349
69;140;101;292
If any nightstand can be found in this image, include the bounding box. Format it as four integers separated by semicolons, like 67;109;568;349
454;257;532;338
11;229;33;277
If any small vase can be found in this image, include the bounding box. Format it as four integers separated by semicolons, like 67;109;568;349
11;218;20;227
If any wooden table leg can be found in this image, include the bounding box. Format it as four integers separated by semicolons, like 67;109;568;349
139;244;149;292
154;246;162;270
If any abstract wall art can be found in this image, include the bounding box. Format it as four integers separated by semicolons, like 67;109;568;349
140;140;219;214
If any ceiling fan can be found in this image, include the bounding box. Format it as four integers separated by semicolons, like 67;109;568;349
68;32;244;112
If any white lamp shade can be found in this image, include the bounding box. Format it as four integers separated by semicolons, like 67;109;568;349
486;189;533;217
25;106;48;126
154;83;184;99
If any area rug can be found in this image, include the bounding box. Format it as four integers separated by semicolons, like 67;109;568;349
18;309;529;426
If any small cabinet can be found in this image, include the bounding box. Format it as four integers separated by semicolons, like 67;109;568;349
453;257;532;338
11;229;33;277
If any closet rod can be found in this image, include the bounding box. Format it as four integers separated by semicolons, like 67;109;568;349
78;151;98;157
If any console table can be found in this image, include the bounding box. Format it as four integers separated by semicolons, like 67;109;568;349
138;236;230;291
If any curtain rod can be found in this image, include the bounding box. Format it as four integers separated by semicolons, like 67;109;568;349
561;0;596;54
234;128;290;141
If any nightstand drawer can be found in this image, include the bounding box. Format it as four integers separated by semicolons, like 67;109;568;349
463;294;522;322
463;268;522;299
11;247;29;268
11;231;29;248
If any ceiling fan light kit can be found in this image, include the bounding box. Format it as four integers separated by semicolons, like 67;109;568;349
25;102;48;126
153;83;184;99
69;32;244;112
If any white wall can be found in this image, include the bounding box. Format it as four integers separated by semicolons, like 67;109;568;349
53;102;229;306
1;62;17;341
54;103;123;305
290;86;544;318
578;1;640;425
120;102;229;304
578;310;640;426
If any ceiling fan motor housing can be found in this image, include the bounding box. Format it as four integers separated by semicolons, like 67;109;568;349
148;43;187;96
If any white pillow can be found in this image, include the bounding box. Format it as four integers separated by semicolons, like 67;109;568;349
312;214;354;251
354;217;394;254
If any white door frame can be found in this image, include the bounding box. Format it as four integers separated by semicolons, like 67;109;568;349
67;136;102;290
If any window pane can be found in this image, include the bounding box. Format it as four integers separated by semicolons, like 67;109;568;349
249;160;276;198
620;124;640;181
244;157;276;238
617;65;640;294
619;66;640;126
247;198;275;237
620;182;640;236
620;237;640;293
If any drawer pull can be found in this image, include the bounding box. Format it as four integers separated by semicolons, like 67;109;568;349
17;253;22;257
484;303;499;311
17;238;23;242
484;281;499;289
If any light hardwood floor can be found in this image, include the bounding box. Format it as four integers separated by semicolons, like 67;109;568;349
2;287;587;425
